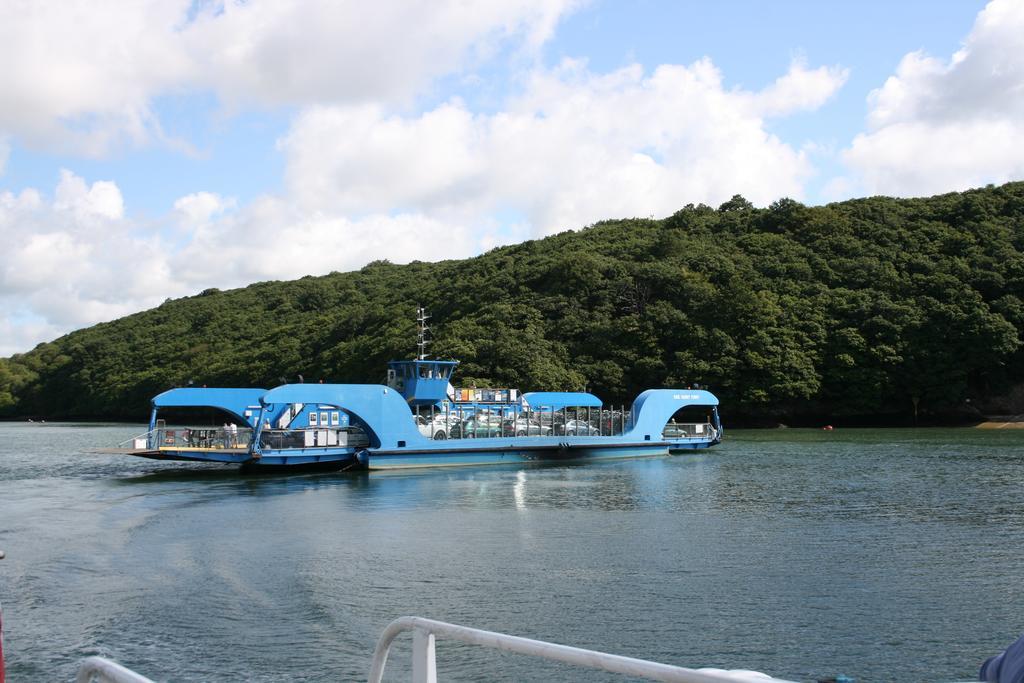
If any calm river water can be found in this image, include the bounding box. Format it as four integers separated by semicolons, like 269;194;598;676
2;422;1024;681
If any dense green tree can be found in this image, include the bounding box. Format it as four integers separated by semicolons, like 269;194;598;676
3;182;1024;424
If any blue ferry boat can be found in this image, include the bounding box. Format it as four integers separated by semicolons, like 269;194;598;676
109;355;721;470
107;312;721;469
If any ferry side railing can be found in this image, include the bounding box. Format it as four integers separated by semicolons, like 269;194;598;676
120;427;252;450
368;616;795;683
135;418;716;450
151;427;253;450
117;430;156;449
662;422;717;440
257;428;370;451
76;657;154;683
413;406;634;440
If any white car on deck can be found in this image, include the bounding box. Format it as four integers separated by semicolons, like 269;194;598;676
415;413;461;440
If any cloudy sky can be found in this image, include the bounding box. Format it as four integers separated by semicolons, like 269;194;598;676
1;0;1021;356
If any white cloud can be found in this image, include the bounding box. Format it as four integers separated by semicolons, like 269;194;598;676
0;0;579;156
0;1;190;156
281;103;485;215
753;58;849;117
184;0;579;108
281;57;845;236
54;169;125;223
173;191;236;230
0;317;64;358
168;195;499;286
0;173;181;350
841;0;1024;196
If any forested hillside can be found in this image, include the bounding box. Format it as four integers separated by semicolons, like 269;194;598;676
3;183;1024;424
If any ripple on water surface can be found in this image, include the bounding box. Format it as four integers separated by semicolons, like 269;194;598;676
2;423;1024;681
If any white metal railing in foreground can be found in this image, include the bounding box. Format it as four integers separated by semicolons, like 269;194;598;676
368;616;796;683
76;656;155;683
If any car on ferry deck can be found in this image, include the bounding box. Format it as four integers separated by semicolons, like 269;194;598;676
415;413;461;440
563;419;600;436
501;415;552;437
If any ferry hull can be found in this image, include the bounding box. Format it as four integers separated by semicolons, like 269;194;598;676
247;448;364;469
118;438;716;471
367;439;713;470
109;434;721;474
667;439;722;453
109;448;250;464
110;447;362;470
240;457;363;472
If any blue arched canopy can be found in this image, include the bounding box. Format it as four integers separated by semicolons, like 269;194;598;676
627;389;719;438
258;384;423;449
522;392;602;410
151;387;266;425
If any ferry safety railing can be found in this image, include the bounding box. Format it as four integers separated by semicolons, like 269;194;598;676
410;405;636;440
154;426;252;450
258;427;370;451
117;429;155;448
662;422;716;440
368;616;797;683
76;657;155;683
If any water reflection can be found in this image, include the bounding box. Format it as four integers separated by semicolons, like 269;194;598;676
513;469;526;510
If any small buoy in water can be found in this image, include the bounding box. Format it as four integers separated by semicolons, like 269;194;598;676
822;425;834;431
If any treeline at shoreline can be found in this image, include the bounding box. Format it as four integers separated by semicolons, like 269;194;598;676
3;182;1024;425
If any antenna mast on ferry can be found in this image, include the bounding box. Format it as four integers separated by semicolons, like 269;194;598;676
416;306;430;360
